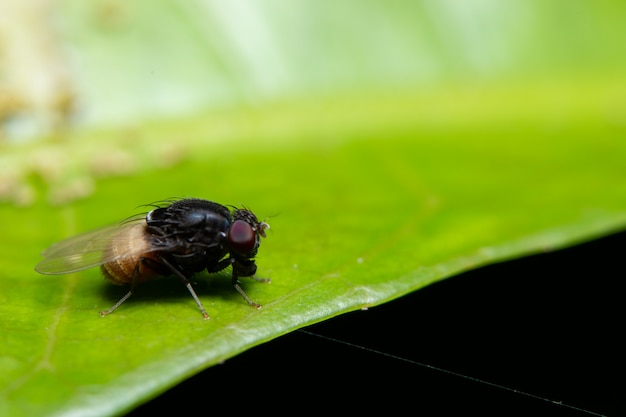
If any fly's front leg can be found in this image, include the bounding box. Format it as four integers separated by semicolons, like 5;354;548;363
231;258;269;309
207;257;262;308
232;276;262;309
249;275;271;284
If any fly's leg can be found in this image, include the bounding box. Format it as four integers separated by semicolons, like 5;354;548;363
232;276;262;309
249;275;271;284
207;257;269;309
231;258;270;309
99;262;140;317
157;254;209;320
206;258;261;307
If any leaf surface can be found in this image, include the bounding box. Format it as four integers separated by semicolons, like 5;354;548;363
2;1;626;416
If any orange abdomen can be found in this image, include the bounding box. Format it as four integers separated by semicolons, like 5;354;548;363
100;223;160;286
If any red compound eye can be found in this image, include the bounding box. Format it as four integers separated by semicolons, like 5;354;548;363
227;220;257;255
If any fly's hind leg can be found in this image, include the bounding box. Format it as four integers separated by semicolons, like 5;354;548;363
99;262;141;317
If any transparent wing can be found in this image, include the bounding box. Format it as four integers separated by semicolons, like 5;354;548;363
35;218;160;275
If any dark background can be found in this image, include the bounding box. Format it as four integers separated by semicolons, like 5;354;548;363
130;230;624;416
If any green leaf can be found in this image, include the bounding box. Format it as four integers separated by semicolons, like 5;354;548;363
2;84;626;417
2;1;626;416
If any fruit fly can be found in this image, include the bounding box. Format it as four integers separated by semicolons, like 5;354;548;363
35;198;270;319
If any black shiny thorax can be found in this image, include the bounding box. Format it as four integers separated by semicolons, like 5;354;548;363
145;199;233;273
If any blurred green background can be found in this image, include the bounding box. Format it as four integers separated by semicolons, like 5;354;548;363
2;1;625;138
2;1;625;205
